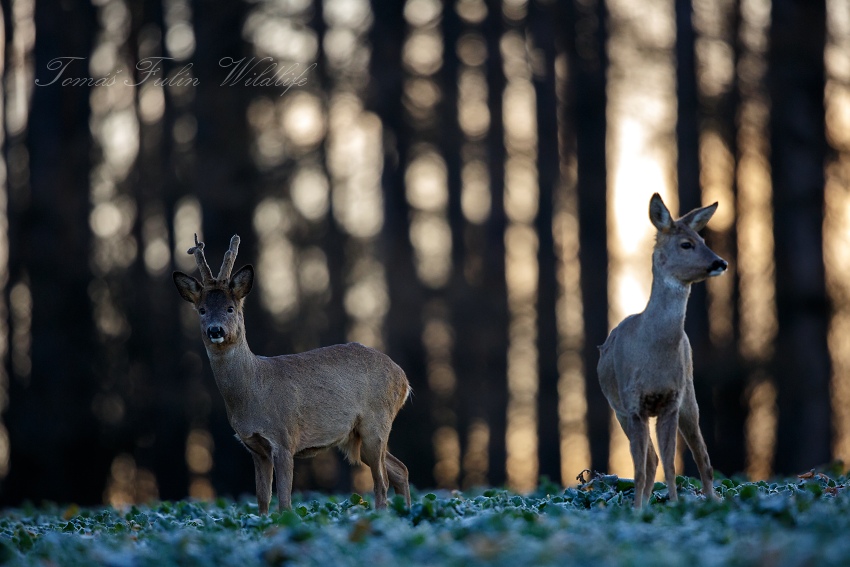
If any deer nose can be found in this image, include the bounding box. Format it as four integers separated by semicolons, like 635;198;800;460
207;326;226;342
708;259;728;274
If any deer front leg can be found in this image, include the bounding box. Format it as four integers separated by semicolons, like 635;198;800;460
623;413;650;508
273;448;295;511
679;384;718;501
251;452;273;515
656;408;679;503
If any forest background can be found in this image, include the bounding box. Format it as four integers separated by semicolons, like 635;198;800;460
0;0;847;508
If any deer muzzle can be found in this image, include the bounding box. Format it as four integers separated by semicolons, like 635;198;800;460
207;326;226;344
707;258;728;277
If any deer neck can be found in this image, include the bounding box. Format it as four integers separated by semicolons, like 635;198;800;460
642;263;691;342
205;335;259;415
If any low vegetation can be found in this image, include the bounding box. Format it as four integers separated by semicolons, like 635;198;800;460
2;469;849;566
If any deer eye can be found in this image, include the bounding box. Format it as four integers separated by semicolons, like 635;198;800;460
227;306;234;313
198;307;206;315
680;242;694;250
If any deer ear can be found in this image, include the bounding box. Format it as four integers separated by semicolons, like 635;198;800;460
230;264;254;300
649;193;674;232
173;272;202;304
680;202;718;232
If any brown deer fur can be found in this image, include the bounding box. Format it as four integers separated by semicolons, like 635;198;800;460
173;235;411;513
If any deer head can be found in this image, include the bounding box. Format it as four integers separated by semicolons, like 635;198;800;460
173;234;254;349
648;193;728;285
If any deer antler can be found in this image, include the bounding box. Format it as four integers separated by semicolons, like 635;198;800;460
187;234;214;283
216;235;240;282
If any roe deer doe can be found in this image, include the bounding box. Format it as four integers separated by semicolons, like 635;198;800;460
597;193;727;508
173;234;411;513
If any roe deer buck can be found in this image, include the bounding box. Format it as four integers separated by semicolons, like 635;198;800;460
173;234;411;513
597;193;727;508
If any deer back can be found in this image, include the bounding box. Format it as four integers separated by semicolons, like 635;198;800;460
249;343;410;452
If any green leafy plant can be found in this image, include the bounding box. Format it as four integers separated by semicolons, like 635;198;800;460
1;470;849;566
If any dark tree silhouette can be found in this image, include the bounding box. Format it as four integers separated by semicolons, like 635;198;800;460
769;0;832;473
570;0;611;473
3;1;104;506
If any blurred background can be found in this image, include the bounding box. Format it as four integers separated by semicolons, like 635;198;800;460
0;0;847;507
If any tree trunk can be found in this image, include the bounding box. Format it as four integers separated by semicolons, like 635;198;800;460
768;0;831;473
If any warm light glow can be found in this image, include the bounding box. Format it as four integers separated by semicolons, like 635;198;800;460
325;0;372;30
404;78;442;117
245;13;318;63
737;0;776;479
298;247;330;297
173;196;202;272
342;256;389;348
104;454;160;507
502;22;540;492
281;92;326;151
291;165;330;221
825;0;850;467
410;214;452;288
185;429;214;475
693;0;736;99
323;0;372;74
90;198;136;240
189;478;215;501
458;68;490;140
254;200;299;323
352;464;374;495
406;147;452;288
247;97;285;169
403;29;444;76
417;273;459;481
10;279;32;382
328;97;384;239
461;159;491;224
605;0;678;478
163;0;195;60
97;110;140;179
433;426;461;488
553;178;590;482
404;0;442;27
406;149;449;213
503;83;536;149
0;426;9;478
463;419;490;488
321;4;386;353
142;208;171;276
745;375;777;480
343;259;389;321
698;130;736;345
456;0;487;24
502;0;527;21
7;0;36;138
88;2;141;282
456;26;491;294
89;279;130;340
457;33;487;67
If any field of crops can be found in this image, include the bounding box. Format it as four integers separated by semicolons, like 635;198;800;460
2;469;849;566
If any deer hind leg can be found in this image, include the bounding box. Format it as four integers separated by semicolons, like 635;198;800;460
678;384;718;500
643;435;659;505
359;426;390;510
621;413;650;508
385;451;411;507
656;407;680;503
